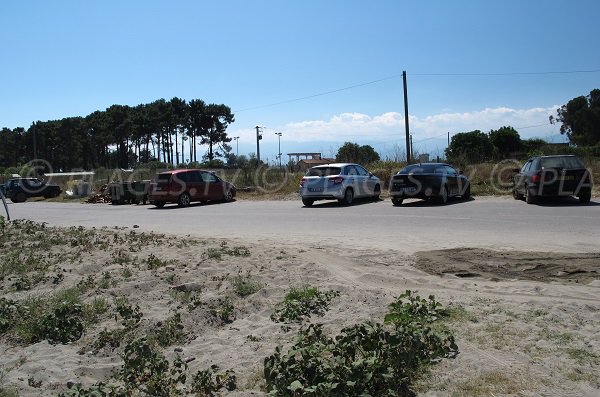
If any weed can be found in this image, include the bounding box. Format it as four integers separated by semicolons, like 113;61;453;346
170;290;203;312
192;365;237;395
152;312;186;347
146;253;165;270
89;329;128;354
204;248;223;261
566;348;600;365
62;337;236;396
213;298;235;324
114;298;143;329
165;273;176;284
271;286;339;323
230;272;263;297
264;291;458;397
83;297;110;324
121;267;133;279
76;275;96;293
98;271;113;289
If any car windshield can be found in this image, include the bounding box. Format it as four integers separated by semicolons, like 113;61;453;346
157;174;172;182
307;167;341;177
397;164;440;174
540;156;584;169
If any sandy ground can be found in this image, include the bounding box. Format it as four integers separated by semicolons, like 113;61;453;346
1;223;599;396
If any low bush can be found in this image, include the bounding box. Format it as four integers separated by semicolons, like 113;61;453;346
271;286;339;324
264;290;458;397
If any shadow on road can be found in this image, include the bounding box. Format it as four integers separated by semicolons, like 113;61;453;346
524;196;600;207
301;197;383;208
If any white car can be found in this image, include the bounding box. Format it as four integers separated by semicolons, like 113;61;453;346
299;163;381;206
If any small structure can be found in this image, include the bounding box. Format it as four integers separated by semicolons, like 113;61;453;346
287;152;335;172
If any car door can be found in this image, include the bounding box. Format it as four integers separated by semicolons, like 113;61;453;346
355;165;375;197
201;171;222;201
345;165;361;197
444;166;459;196
515;160;532;194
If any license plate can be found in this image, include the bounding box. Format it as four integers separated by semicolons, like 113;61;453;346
402;187;416;194
309;187;323;192
155;187;163;191
560;176;575;181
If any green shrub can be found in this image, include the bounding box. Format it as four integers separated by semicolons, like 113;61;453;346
264;291;458;397
62;338;236;396
152;312;185;347
230;273;263;297
271;286;339;323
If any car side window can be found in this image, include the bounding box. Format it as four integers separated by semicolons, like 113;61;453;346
201;172;218;183
29;179;43;187
188;171;202;183
346;166;358;176
355;165;369;176
444;166;457;175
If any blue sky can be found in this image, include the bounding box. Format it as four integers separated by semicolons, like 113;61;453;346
1;0;599;163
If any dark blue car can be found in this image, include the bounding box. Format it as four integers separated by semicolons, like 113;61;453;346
389;163;471;206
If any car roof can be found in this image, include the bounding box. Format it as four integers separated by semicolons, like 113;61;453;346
310;163;359;168
534;155;577;158
405;162;450;167
158;169;209;174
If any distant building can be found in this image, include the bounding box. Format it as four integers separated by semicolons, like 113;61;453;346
287;152;335;171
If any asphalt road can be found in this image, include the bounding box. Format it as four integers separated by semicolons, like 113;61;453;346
4;196;600;253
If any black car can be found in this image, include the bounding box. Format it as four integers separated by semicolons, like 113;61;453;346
4;177;62;203
389;163;470;206
512;155;593;204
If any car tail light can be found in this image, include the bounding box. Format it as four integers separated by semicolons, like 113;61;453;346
531;173;541;183
300;178;307;187
329;177;344;184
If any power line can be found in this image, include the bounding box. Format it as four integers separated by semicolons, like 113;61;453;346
234;68;600;113
235;74;403;113
411;69;600;77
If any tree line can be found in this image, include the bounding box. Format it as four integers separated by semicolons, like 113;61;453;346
0;98;234;171
446;89;600;164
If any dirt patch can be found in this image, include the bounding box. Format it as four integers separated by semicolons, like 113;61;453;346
414;248;600;284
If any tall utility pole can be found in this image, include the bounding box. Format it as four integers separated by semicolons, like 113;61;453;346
403;71;411;163
233;136;240;156
275;132;282;168
255;126;263;163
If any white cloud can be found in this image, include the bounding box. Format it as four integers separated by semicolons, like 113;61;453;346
227;105;566;159
274;105;562;143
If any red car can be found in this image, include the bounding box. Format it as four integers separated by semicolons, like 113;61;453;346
148;169;236;208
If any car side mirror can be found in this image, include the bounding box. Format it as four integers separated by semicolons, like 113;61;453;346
459;170;464;175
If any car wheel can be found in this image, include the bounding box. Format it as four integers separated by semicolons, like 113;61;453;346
302;198;314;207
512;188;523;200
391;198;403;206
372;184;381;200
178;192;191;207
525;187;536;204
340;188;354;205
223;190;233;203
438;185;448;204
463;184;471;200
579;190;591;204
12;192;26;203
154;201;166;208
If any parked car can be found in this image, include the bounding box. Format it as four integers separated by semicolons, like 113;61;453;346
299;163;381;206
4;177;62;203
512;155;593;204
0;184;5;197
389;163;470;206
148;169;236;208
